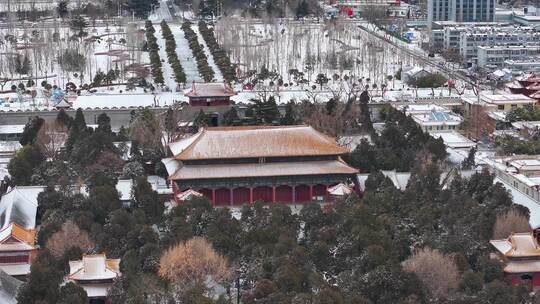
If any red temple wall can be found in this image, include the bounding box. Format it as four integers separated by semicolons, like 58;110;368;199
215;188;231;206
275;185;293;203
253;186;273;202
233;187;250;205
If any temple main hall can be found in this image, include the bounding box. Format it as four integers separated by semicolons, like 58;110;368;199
164;125;359;206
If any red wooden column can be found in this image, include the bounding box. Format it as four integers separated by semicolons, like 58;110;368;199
249;188;253;203
272;186;276;203
292;186;296;204
325;185;329;201
211;189;216;207
309;185;313;201
230;188;234;206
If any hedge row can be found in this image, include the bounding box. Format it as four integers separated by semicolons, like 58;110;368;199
198;21;236;83
181;21;214;82
145;20;164;85
160;20;187;84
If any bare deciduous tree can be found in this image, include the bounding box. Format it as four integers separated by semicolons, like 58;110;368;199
46;220;94;257
493;208;531;239
461;106;495;141
403;247;460;300
158;237;230;292
36;120;68;158
305;101;359;137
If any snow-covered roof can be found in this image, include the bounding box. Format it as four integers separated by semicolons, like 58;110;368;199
54;99;72;108
328;183;353;196
481;92;536;105
491;232;540;258
0;264;31;277
429;131;476;149
504;260;540;273
357;171;411;191
161;158;181;176
0;142;21;154
184;82;237;98
393;103;450;115
0;269;22;304
116;180;133;201
177;189;203;201
78;283;113;298
411;111;463;126
170;160;358;180
0;186;44;230
0;125;25;135
404;66;428;77
510;158;540;172
169;125;349;160
69;254;121;281
146;175;172;195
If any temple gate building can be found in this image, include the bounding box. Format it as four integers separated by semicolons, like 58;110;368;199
490;232;540;289
184;82;237;107
164;125;359;206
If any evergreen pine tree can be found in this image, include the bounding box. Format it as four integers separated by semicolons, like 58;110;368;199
359;90;373;132
281;102;297;125
222;107;240;126
22;55;31;74
296;0;309;18
261;96;280;124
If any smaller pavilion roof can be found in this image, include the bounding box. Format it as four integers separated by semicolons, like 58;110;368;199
490;232;540;258
184;82;237;98
177;189;203;201
69;254;121;281
328;183;353;196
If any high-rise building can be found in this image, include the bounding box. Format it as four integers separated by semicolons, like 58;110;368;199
428;0;495;25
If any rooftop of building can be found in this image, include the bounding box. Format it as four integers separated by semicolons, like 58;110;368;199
169;159;358;180
169;125;349;161
478;44;540;50
184;82;237;98
69;253;121;282
411;111;463;125
462;92;536;105
0;186;44;231
490;232;540;258
0;222;36;248
429;130;477;149
484;155;540;187
393;103;450;115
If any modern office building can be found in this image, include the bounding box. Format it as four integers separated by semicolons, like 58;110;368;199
428;0;496;25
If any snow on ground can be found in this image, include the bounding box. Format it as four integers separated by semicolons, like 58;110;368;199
171;24;203;83
216;19;422;85
0;24;148;89
73;92;181;109
192;25;223;82
156;25;178;90
447;148;467;164
495;177;540;228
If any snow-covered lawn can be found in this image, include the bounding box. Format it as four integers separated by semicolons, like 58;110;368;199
156;25;178;90
0;23;148;89
215;18;423;86
171;24;203;83
192;25;223;82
